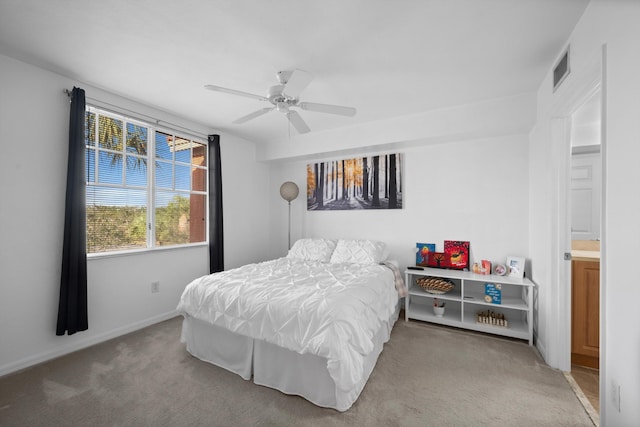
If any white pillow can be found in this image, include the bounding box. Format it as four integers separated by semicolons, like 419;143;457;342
286;238;337;262
329;239;390;264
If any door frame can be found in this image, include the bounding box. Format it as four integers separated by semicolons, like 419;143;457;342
549;46;604;373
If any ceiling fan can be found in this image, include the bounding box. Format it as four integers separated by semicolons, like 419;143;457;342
205;69;356;134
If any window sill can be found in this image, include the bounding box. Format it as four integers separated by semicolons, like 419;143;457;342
87;242;208;260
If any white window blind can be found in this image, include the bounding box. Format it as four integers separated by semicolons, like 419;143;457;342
85;106;207;254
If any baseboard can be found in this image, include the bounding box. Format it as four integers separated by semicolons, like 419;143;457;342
0;310;179;377
571;353;599;370
536;334;548;364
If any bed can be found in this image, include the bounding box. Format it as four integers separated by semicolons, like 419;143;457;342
176;238;406;411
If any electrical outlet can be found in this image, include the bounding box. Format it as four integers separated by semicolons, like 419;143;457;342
151;281;160;293
611;380;621;412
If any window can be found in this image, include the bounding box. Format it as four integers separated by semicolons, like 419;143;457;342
85;106;207;254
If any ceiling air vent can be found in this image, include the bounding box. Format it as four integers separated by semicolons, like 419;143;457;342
553;46;570;92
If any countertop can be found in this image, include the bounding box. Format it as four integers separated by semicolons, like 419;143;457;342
571;240;600;262
571;250;600;262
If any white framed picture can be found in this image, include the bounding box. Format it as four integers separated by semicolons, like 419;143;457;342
506;256;525;278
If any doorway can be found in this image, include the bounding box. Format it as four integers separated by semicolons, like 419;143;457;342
549;45;605;425
569;88;602;414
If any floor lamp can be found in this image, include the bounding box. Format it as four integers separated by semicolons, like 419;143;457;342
279;181;299;250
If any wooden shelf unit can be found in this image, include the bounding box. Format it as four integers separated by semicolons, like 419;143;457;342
404;267;534;345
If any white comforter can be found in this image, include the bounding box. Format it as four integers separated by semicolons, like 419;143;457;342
176;257;398;391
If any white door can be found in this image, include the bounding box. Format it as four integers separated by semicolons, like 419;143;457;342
571;151;601;241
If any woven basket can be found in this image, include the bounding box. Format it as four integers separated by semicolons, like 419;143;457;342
416;276;455;294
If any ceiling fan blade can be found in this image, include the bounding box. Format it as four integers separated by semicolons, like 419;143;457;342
232;107;275;124
298;102;356;117
282;69;313;98
287;110;311;134
204;85;268;102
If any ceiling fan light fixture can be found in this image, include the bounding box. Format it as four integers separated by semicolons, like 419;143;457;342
276;102;289;112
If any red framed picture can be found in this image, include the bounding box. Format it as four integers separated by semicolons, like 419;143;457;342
427;252;449;268
444;240;470;270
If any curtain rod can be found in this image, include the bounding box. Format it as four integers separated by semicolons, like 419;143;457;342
63;88;209;141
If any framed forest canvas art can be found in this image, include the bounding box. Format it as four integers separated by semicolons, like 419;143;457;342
307;153;403;210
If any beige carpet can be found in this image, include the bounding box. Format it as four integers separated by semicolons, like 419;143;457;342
0;316;593;426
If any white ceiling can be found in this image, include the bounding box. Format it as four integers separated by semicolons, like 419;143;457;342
0;0;589;144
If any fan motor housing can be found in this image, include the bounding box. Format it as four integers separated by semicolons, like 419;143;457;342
268;85;297;107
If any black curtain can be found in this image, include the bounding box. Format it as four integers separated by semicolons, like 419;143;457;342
56;87;88;336
208;134;224;273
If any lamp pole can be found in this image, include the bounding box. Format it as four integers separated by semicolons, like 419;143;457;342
288;200;292;250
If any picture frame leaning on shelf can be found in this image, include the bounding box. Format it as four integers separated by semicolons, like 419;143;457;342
506;256;526;278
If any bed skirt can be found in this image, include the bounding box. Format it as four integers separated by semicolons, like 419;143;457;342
180;303;399;412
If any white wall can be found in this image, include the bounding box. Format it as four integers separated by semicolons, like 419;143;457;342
0;53;270;375
258;93;536;162
267;135;530;281
571;90;601;148
264;92;534;272
530;0;640;425
263;99;537;274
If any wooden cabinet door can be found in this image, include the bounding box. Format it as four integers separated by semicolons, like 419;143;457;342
571;260;600;369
